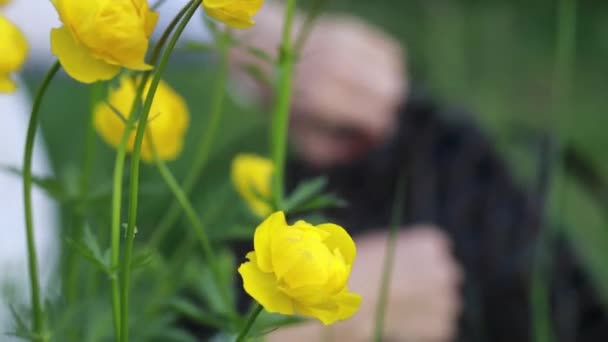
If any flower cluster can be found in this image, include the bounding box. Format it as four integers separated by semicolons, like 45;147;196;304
0;14;28;92
239;211;361;325
50;0;159;83
94;77;190;162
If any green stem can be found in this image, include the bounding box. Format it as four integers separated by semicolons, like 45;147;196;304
235;304;263;342
271;0;297;209
531;1;576;342
119;2;200;341
373;172;407;342
152;149;216;278
22;60;60;342
109;76;151;338
147;29;230;250
107;3;192;339
293;0;329;55
151;146;236;313
109;105;132;340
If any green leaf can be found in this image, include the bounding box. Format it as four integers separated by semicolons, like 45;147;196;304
550;173;608;307
7;305;31;339
169;298;227;330
131;249;155;270
253;311;306;334
240;63;274;90
155;328;199;342
244;46;275;64
188;250;238;320
295;194;347;213
65;225;112;275
283;176;328;212
0;165;65;200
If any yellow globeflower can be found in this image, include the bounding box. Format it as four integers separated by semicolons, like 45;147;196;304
239;211;361;325
50;0;159;83
94;77;190;162
231;153;273;217
0;15;28;93
202;0;264;29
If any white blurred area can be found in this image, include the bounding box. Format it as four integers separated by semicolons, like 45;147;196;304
0;78;58;340
0;0;209;338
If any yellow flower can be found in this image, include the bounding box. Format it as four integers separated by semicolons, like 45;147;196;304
202;0;264;29
94;77;189;162
0;15;28;93
238;211;361;325
0;0;11;7
231;153;273;217
50;0;159;83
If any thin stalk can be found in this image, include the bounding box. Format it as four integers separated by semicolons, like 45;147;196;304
293;0;329;55
151;145;216;282
235;304;263;342
270;0;297;209
108;3;192;338
151;146;235;314
22;60;60;342
147;29;230;250
109;100;134;339
531;0;577;342
373;171;407;342
119;2;200;341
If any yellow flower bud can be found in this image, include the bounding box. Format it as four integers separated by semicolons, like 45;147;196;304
94;77;189;162
231;153;273;217
0;15;28;93
50;0;159;83
238;211;362;325
202;0;264;29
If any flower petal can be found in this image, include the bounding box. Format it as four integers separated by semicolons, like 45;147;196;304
333;290;362;322
239;252;294;315
294;290;361;325
0;75;16;93
204;7;255;29
51;26;120;83
202;0;238;9
139;0;159;37
254;211;286;273
317;223;356;265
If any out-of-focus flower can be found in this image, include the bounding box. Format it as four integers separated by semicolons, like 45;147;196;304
50;0;159;83
94;77;189;162
0;15;28;93
202;0;264;29
231;153;273;217
238;211;361;325
0;0;11;7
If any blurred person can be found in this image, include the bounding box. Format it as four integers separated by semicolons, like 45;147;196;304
227;2;608;341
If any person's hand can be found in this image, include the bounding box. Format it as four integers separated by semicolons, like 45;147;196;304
267;226;462;342
230;1;407;167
